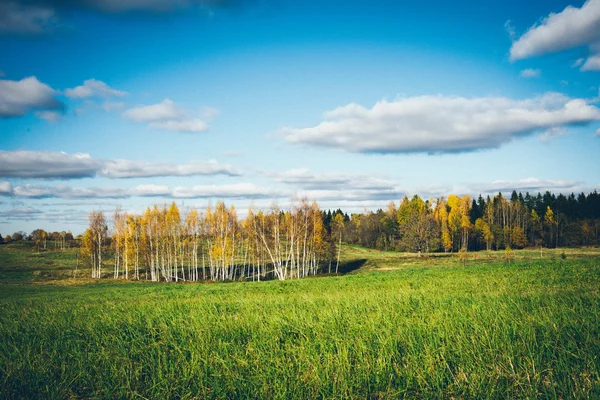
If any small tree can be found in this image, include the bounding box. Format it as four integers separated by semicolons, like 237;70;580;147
331;213;345;273
504;246;513;264
84;211;108;279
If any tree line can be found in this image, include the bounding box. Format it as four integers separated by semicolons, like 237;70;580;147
325;190;600;253
1;230;75;251
7;190;598;281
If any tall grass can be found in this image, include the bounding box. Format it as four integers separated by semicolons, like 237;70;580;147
1;252;599;398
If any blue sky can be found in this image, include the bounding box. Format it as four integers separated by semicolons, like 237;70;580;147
1;0;599;234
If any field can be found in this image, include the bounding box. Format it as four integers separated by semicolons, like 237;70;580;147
1;243;600;398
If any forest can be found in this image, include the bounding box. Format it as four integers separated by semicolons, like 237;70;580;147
54;190;600;282
328;190;600;253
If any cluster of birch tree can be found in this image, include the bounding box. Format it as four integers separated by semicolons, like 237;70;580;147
82;198;333;281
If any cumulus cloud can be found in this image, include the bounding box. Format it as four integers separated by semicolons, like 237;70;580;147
282;93;600;154
123;98;211;133
64;79;127;99
0;150;239;179
123;98;182;122
0;76;64;118
509;0;600;69
101;159;239;178
0;2;56;34
519;68;541;78
0;151;102;179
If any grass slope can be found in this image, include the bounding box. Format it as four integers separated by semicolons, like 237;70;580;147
1;243;599;398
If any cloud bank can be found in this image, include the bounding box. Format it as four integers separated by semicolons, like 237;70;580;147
4;182;275;200
283;93;600;154
0;150;239;179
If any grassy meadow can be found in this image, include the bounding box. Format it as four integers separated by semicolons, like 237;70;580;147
1;242;600;398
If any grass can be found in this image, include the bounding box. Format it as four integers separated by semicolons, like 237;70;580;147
1;242;600;398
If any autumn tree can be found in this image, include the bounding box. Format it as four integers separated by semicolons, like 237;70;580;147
397;195;439;255
84;211;108;279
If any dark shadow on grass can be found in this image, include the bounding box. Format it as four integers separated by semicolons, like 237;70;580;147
337;259;367;274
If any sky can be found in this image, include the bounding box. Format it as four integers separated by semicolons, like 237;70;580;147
1;0;600;235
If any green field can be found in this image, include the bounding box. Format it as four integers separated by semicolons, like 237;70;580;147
1;243;599;399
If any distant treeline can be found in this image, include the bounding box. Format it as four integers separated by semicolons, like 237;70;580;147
322;190;600;252
1;230;74;250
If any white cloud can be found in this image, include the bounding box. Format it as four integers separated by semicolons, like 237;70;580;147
0;150;240;179
262;168;409;203
581;54;600;71
101;159;239;178
6;182;276;200
298;188;405;202
0;151;102;179
123;98;183;122
0;76;63;118
12;184;130;199
519;68;541;78
509;0;600;61
283;93;600;154
0;181;13;195
0;2;56;34
133;184;170;196
123;98;211;132
475;178;582;194
171;183;276;199
268;168;396;190
596;128;600;136
0;207;43;221
150;119;208;132
64;79;127;99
